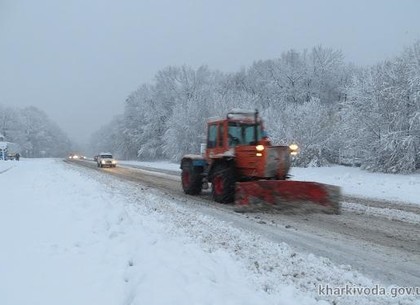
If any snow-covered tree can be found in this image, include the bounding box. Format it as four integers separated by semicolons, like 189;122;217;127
263;98;339;166
309;46;345;104
19;106;71;157
91;43;418;173
162;66;215;160
0;105;26;145
342;41;420;173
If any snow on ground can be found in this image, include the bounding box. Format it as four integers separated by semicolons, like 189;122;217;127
0;159;419;305
120;160;420;207
120;160;420;223
289;166;420;206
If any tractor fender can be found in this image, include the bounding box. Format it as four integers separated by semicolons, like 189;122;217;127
207;157;234;182
180;154;207;169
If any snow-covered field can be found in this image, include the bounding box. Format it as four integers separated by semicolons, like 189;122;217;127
0;159;419;305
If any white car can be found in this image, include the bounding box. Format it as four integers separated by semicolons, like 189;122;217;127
97;152;117;168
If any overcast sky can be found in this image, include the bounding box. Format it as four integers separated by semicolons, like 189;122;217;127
1;0;419;144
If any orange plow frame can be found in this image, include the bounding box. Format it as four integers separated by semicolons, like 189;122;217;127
235;180;341;214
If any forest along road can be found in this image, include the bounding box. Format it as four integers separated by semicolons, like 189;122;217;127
67;159;420;287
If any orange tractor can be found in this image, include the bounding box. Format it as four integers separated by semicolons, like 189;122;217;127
180;109;341;214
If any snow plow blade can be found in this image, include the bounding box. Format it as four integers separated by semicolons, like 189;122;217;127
234;180;341;214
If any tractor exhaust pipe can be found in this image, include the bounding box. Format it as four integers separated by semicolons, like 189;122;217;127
253;109;259;145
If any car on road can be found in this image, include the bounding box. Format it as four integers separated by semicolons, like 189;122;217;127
97;152;117;168
68;153;87;160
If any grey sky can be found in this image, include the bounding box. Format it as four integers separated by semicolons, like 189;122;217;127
1;0;419;144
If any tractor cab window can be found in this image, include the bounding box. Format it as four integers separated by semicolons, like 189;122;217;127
207;124;217;148
228;123;263;147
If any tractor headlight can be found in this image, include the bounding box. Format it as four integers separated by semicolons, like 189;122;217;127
256;145;265;152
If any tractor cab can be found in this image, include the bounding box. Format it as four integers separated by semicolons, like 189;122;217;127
205;109;270;160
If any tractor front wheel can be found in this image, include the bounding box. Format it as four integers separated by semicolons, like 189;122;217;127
211;164;235;203
181;160;203;195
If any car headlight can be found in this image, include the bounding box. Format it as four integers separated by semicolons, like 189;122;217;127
112;160;116;164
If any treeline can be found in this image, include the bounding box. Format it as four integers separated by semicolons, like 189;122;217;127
90;43;420;173
0;105;71;157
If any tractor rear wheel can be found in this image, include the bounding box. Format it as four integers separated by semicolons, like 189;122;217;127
181;160;203;195
212;164;235;203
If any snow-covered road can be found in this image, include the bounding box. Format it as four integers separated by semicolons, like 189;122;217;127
1;159;419;305
75;159;420;286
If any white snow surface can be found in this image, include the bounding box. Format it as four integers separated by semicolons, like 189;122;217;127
0;159;419;305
